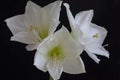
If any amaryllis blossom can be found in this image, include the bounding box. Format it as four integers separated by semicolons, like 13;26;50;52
64;3;109;63
5;1;62;51
34;27;85;80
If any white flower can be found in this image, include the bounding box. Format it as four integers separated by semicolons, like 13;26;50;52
34;27;85;80
64;3;109;63
5;1;62;51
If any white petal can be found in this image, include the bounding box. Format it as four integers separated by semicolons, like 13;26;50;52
62;36;84;59
44;1;62;34
63;3;83;41
53;27;85;74
5;15;26;35
53;26;72;43
34;51;48;72
47;60;63;80
88;46;109;58
37;27;73;51
24;1;62;39
26;43;39;51
49;20;60;35
63;56;85;74
90;23;108;45
85;49;100;63
25;1;49;33
75;10;93;26
35;26;85;79
82;23;107;45
62;41;83;59
44;1;62;20
44;1;62;21
85;44;109;63
63;3;75;30
34;36;56;72
11;32;36;44
24;1;43;27
53;26;75;45
53;26;84;58
37;34;53;50
77;10;93;35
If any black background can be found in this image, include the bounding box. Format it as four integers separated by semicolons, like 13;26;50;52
1;0;120;80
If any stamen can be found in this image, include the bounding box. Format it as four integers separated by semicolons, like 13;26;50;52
48;46;65;61
93;33;98;38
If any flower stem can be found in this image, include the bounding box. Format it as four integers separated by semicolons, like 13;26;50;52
49;75;53;80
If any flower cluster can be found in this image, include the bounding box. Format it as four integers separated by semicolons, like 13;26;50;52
5;1;109;80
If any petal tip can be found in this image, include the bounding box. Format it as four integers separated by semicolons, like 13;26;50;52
4;17;11;23
63;3;70;9
27;0;33;4
89;9;94;13
96;59;100;64
10;36;14;41
57;0;63;6
4;19;7;22
26;0;37;9
106;52;110;58
81;69;86;73
88;9;94;16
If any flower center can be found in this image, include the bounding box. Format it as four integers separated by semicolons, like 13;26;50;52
47;46;65;61
29;25;48;41
38;27;48;39
93;33;98;39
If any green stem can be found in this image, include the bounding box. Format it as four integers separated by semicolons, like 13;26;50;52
49;75;53;80
49;75;59;80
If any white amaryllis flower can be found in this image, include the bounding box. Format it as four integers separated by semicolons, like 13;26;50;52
5;1;62;51
34;27;85;80
64;3;109;63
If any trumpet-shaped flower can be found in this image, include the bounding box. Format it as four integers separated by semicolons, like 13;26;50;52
64;3;109;63
34;27;85;80
5;1;62;51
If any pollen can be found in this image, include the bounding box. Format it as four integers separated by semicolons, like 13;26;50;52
93;33;98;39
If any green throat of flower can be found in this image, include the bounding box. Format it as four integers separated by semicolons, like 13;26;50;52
93;33;98;39
30;25;48;41
38;28;48;39
47;46;65;61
